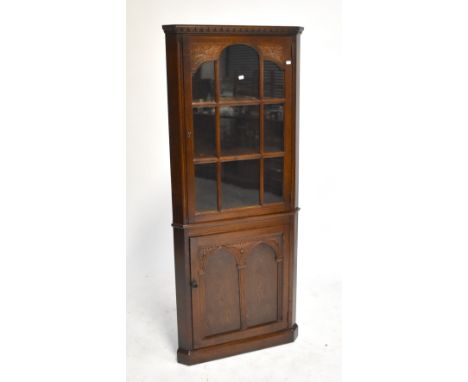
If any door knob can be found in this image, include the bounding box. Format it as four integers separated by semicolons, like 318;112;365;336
190;280;198;288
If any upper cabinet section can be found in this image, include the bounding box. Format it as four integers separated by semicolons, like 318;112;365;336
162;25;303;223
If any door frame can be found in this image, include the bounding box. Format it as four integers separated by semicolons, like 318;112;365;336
183;35;295;224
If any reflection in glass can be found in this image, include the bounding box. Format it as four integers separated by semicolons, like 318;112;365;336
220;106;259;155
264;104;284;152
195;163;217;212
222;160;259;209
264;61;284;99
264;158;283;203
193;108;216;157
192;61;215;102
220;45;259;99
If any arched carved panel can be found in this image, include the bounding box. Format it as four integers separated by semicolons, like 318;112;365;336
245;242;279;327
202;248;241;336
190;230;287;348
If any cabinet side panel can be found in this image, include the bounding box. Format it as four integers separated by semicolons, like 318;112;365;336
165;33;187;224
289;213;298;325
173;228;192;349
291;35;301;208
288;34;301;325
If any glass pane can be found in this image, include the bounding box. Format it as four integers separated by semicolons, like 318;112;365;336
264;104;284;152
220;106;259;155
192;61;215;102
264;158;283;203
220;45;259;100
264;61;284;98
195;163;217;212
193;107;216;157
222;160;259;209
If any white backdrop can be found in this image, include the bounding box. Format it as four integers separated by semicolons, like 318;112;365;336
127;0;342;381
1;0;467;381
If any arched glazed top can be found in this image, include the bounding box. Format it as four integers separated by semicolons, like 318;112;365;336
190;41;288;73
219;44;259;100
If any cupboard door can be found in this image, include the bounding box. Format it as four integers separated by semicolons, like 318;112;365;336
185;36;293;222
190;226;289;348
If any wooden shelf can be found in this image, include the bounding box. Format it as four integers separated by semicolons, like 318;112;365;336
193;151;285;164
192;98;286;108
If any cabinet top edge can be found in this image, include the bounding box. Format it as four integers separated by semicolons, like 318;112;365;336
162;24;304;35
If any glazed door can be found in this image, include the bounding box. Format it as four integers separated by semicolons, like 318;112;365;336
190;225;290;348
184;35;294;223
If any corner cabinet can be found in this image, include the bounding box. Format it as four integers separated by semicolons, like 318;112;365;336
162;24;303;365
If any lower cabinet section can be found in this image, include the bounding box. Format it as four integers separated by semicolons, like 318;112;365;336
189;225;290;349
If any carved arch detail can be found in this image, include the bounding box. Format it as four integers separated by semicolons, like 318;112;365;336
190;42;225;73
258;45;287;67
197;235;282;274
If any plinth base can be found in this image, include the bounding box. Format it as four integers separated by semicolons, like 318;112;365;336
177;324;298;365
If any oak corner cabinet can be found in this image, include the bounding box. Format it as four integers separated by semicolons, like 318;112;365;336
162;24;303;365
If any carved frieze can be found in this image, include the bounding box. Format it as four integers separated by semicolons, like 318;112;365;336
163;24;303;35
197;236;282;274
